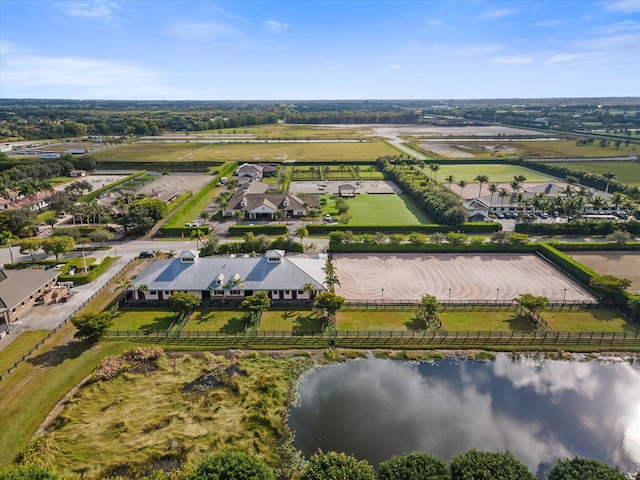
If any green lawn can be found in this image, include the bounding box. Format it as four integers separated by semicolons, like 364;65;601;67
423;164;559;184
183;309;245;332
544;309;638;332
260;310;322;331
109;309;176;332
338;194;434;225
0;330;50;373
549;162;640;186
336;311;418;331
439;310;533;331
168;186;223;227
206;123;376;139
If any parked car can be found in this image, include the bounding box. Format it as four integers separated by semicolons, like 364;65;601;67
139;251;155;259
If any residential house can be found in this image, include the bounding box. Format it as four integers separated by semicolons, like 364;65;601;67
222;192;318;220
236;163;264;182
69;169;87;177
126;250;327;305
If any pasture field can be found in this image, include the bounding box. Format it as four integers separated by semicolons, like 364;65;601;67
567;252;640;293
439;310;532;331
325;193;434;225
543;309;638;332
184;309;245;331
423;163;557;184
93;141;397;163
259;310;322;331
209;123;376;139
109;309;175;332
0;330;50;373
336;311;416;331
549;162;640;186
411;139;636;159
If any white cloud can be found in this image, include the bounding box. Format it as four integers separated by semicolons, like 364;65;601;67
493;56;533;65
603;0;640;13
479;8;517;20
545;54;576;63
576;32;640;50
532;19;567;28
165;20;239;42
0;50;179;99
377;64;402;72
263;20;289;33
56;0;120;20
593;20;640;35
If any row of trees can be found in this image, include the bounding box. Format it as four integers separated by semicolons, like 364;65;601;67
328;229;528;246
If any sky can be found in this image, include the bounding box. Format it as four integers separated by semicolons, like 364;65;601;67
0;0;639;100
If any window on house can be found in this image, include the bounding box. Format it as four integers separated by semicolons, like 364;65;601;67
150;291;156;295
285;290;290;295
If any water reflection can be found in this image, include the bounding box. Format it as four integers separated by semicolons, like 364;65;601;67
288;356;640;478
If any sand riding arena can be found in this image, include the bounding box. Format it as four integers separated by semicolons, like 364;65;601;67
332;253;596;303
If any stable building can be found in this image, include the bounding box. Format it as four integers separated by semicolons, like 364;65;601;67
126;250;327;306
0;268;60;329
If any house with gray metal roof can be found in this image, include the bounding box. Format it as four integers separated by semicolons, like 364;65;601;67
222;191;319;220
127;250;328;305
0;268;60;329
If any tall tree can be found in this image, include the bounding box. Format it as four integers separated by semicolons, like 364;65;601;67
445;174;455;190
474;174;489;198
0;230;18;264
457;180;468;198
169;291;201;316
190;228;206;249
18;237;42;261
323;261;341;289
71;312;113;343
450;450;535;480
602;171;616;193
42;235;75;261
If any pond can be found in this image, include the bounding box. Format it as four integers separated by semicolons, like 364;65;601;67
288;355;640;478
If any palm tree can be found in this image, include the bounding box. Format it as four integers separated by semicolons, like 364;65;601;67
474;175;489;198
510;179;521;194
488;183;498;208
295;225;308;242
118;277;134;290
167;249;177;258
190;229;206;249
199;211;209;225
429;163;440;183
603;171;616;193
137;284;149;301
323;261;340;291
611;192;624;212
0;230;18;264
498;187;509;208
457;180;468;198
445;175;455;190
303;282;316;302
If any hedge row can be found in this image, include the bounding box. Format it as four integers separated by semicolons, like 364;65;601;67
58;256;118;285
80;171;147;202
159;226;211;237
536;244;600;287
227;225;289;236
308;222;501;235
329;243;537;254
515;221;640;235
215;240;304;255
553;242;640;251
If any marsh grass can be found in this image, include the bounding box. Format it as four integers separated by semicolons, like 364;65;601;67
41;351;298;479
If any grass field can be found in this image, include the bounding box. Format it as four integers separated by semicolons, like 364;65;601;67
422;164;559;183
549;162;640;185
93;141;397;163
168;185;223;227
439;310;533;331
260;310;322;331
325;193;434;225
109;309;176;332
336;311;417;330
208;123;376;139
543;309;638;332
184;309;245;331
0;330;50;373
291;164;384;181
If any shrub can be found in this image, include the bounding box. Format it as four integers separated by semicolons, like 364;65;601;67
227;225;288;236
308;223;500;236
450;450;535;480
192;451;274;480
93;355;130;381
378;453;450;480
300;450;374;480
548;457;627;480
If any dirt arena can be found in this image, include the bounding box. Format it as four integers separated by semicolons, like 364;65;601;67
568;252;640;294
333;253;596;302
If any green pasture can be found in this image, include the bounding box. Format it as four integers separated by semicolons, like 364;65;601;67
543;308;638;332
207;123;376;139
97;141;396;163
260;310;322;331
325;193;433;225
0;330;50;373
109;309;175;332
183;309;245;332
336;311;417;331
439;309;533;331
548;162;640;186
422;163;559;184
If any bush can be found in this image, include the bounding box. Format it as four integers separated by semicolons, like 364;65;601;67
515;221;640;236
307;223;500;236
300;451;374;480
192;452;274;480
378;453;450;480
450;450;535;480
58;256;117;285
159;226;211;237
0;465;58;479
548;457;627;480
329;243;537;254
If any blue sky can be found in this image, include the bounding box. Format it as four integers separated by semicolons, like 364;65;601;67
1;0;639;100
